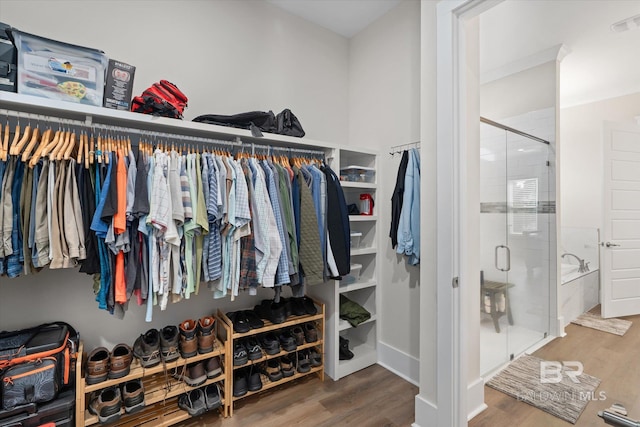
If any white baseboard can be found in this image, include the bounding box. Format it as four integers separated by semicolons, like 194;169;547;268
378;341;419;386
413;394;438;427
467;377;487;421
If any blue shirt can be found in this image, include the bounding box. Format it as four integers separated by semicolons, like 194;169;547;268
397;148;420;265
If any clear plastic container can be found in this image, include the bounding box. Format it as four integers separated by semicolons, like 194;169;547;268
340;263;363;284
340;165;375;183
350;232;363;249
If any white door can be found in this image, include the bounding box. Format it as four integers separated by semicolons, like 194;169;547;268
601;121;640;318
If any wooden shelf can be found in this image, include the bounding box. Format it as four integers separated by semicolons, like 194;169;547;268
351;247;377;256
339;279;377;293
340;181;378;189
221;309;323;340
84;340;225;393
338;315;377;332
336;338;377;379
231;366;324;401
232;341;323;370
349;215;378;222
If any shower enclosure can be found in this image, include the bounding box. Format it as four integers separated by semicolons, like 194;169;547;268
479;117;554;375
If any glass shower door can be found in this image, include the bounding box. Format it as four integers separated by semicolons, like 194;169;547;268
480;120;551;375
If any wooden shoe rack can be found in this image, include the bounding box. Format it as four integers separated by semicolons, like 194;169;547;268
218;299;325;416
75;318;231;426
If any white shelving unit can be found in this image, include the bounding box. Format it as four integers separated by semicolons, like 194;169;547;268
308;148;380;380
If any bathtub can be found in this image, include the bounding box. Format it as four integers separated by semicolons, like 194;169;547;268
560;264;599;327
561;263;592;285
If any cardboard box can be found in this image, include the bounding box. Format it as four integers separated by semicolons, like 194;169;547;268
0;22;17;92
103;59;135;110
12;29;108;106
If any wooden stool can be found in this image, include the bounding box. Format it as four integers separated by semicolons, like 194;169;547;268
481;280;514;333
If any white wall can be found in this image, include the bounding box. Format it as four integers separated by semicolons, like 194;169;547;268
0;0;350;350
561;92;640;229
348;0;421;381
0;0;349;144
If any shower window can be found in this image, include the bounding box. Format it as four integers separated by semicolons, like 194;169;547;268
508;177;538;235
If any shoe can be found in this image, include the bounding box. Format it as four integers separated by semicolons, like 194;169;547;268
197;316;216;354
122;379;145;414
291;326;305;346
179;319;198;358
244;310;264;329
160;325;180;362
297;350;311;373
109;343;133;379
88;386;122;424
226;311;251;333
304;322;319;343
133;329;161;368
245;337;263;361
233;341;248;366
206;356;222;378
86;347;109;385
266;359;283;382
261;332;280;355
178;388;207;417
339;336;354;360
302;296;317;315
280;355;295;377
270;300;287;324
309;349;322;367
233;369;248;397
204;383;222;410
278;330;297;352
182;361;207;387
281;297;292;318
290;297;307;316
248;367;263;391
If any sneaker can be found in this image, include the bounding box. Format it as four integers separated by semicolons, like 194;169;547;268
302;296;317;315
266;359;283;382
183;361;207;387
86;347;109;385
160;325;180;362
233;369;248;397
178;389;207;417
233;341;248;366
304;322;319;343
88;386;122;424
133;329;161;368
245;337;263;361
109;343;133;379
204;383;222;410
291;326;305;346
226;311;251;334
206;356;222;378
197;316;215;354
290;297;307;316
244;310;264;329
280;355;295;377
270;300;287;324
261;332;280;355
179;319;198;358
297;350;311;373
122;379;145;414
248;368;262;391
309;349;323;367
278;330;297;352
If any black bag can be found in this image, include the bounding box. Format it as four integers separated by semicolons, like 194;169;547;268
0;322;78;411
193;108;305;138
1;358;58;410
276;109;305;137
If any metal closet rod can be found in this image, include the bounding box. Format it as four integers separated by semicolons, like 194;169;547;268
0;108;327;156
389;141;420;155
480;116;550;145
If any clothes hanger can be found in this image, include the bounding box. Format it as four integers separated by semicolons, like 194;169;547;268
27;128;51;166
1;122;10;161
85;134;91;169
76;132;84;164
96;135;102;164
40;129;60;159
8;120;22;156
63;131;77;160
20;126;40;161
55;129;71;161
48;130;66;160
10;122;30;156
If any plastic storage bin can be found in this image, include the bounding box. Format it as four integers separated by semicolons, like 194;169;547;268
350;232;362;249
12;29;108;106
340;263;362;284
340;165;375;183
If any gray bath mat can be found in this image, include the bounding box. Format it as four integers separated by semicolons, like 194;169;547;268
571;311;632;336
486;354;601;424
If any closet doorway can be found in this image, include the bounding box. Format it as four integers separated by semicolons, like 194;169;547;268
479;117;552;375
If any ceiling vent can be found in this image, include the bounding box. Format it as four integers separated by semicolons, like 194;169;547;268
611;14;640;32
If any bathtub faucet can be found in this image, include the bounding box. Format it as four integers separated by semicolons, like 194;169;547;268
561;253;590;273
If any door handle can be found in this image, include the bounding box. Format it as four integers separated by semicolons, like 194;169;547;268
495;245;511;272
605;242;620;248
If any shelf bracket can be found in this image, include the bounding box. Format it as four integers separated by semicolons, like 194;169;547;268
84;114;93;127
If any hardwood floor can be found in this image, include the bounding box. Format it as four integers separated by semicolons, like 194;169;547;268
177;364;418;427
470;309;640;427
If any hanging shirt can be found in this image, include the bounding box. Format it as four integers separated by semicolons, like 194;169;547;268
397;148;421;265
